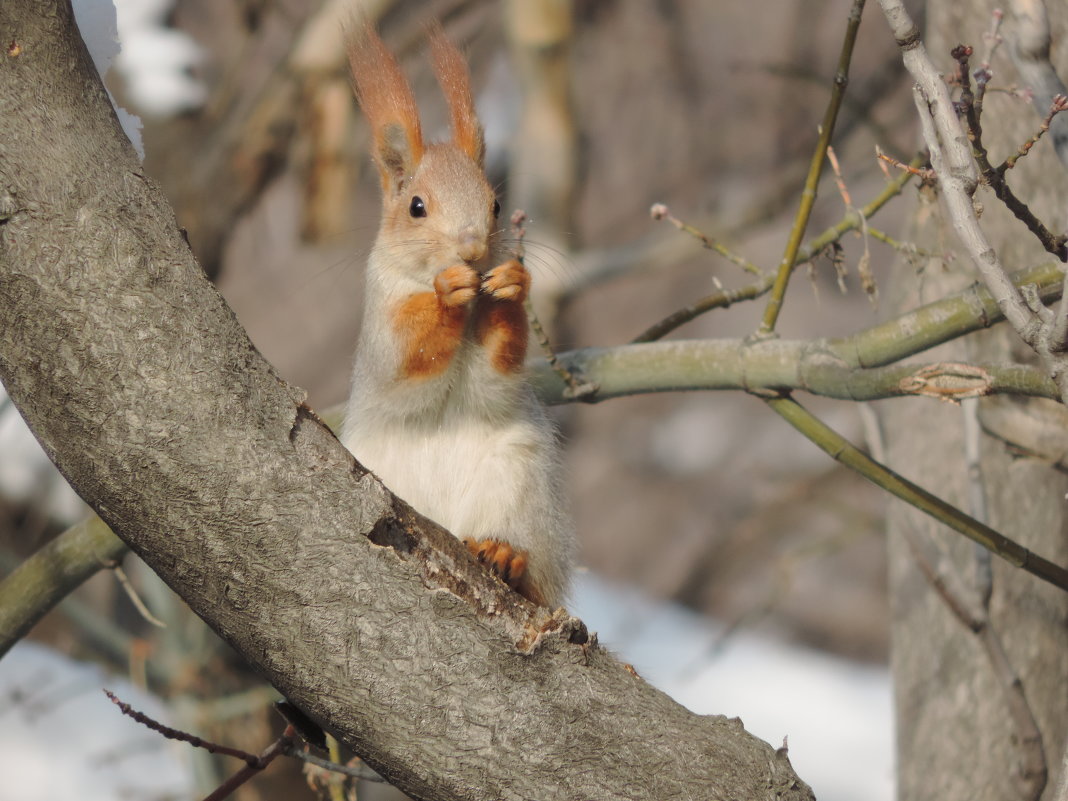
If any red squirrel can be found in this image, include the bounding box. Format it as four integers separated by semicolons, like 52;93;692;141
340;24;572;608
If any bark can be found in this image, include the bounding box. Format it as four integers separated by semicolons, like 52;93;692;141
0;3;815;800
879;2;1068;800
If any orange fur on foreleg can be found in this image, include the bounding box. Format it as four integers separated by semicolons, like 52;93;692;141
393;266;478;379
474;260;530;374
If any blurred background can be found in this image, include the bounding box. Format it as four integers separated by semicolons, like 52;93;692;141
1;0;924;798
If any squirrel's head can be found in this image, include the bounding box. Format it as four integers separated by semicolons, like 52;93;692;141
348;23;499;275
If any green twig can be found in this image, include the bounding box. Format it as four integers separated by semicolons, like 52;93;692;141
792;154;922;265
0;515;128;660
632;275;774;344
759;0;867;334
326;734;347;801
765;394;1068;593
830;261;1064;367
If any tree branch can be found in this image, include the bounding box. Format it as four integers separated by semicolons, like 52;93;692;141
0;516;127;658
0;4;813;800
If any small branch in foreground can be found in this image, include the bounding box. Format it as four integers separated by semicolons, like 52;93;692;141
105;690;261;765
107;689;301;801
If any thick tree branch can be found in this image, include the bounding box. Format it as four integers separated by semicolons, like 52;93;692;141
0;4;814;800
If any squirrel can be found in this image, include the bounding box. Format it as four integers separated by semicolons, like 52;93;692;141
339;23;572;608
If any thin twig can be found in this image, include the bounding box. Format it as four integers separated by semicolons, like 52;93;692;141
284;743;386;782
961;398;993;607
105;690;262;764
631;275;774;344
876;146;936;180
979;7;1005;72
759;0;867;334
111;564;167;628
511;209;598;400
827;145;876;302
1001;94;1068;172
650;203;766;278
1006;0;1068;170
202;727;295;801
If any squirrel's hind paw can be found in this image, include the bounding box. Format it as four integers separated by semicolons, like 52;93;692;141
463;537;545;606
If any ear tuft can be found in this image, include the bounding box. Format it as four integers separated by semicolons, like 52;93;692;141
427;24;485;167
346;21;424;191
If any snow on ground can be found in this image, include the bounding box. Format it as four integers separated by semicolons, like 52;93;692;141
571;573;895;801
0;642;194;801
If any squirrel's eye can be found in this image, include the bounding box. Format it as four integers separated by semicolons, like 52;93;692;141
492;199;501;219
409;196;427;218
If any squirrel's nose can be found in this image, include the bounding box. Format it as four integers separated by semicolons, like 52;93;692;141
456;226;487;263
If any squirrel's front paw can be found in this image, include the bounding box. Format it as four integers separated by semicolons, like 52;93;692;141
434;265;481;308
481;260;530;302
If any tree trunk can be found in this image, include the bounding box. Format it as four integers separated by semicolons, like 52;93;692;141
0;3;815;800
880;2;1068;800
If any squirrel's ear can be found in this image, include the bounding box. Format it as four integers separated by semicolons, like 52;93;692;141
347;21;424;193
427;24;485;167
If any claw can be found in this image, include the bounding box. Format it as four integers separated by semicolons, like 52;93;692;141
463;537;530;594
